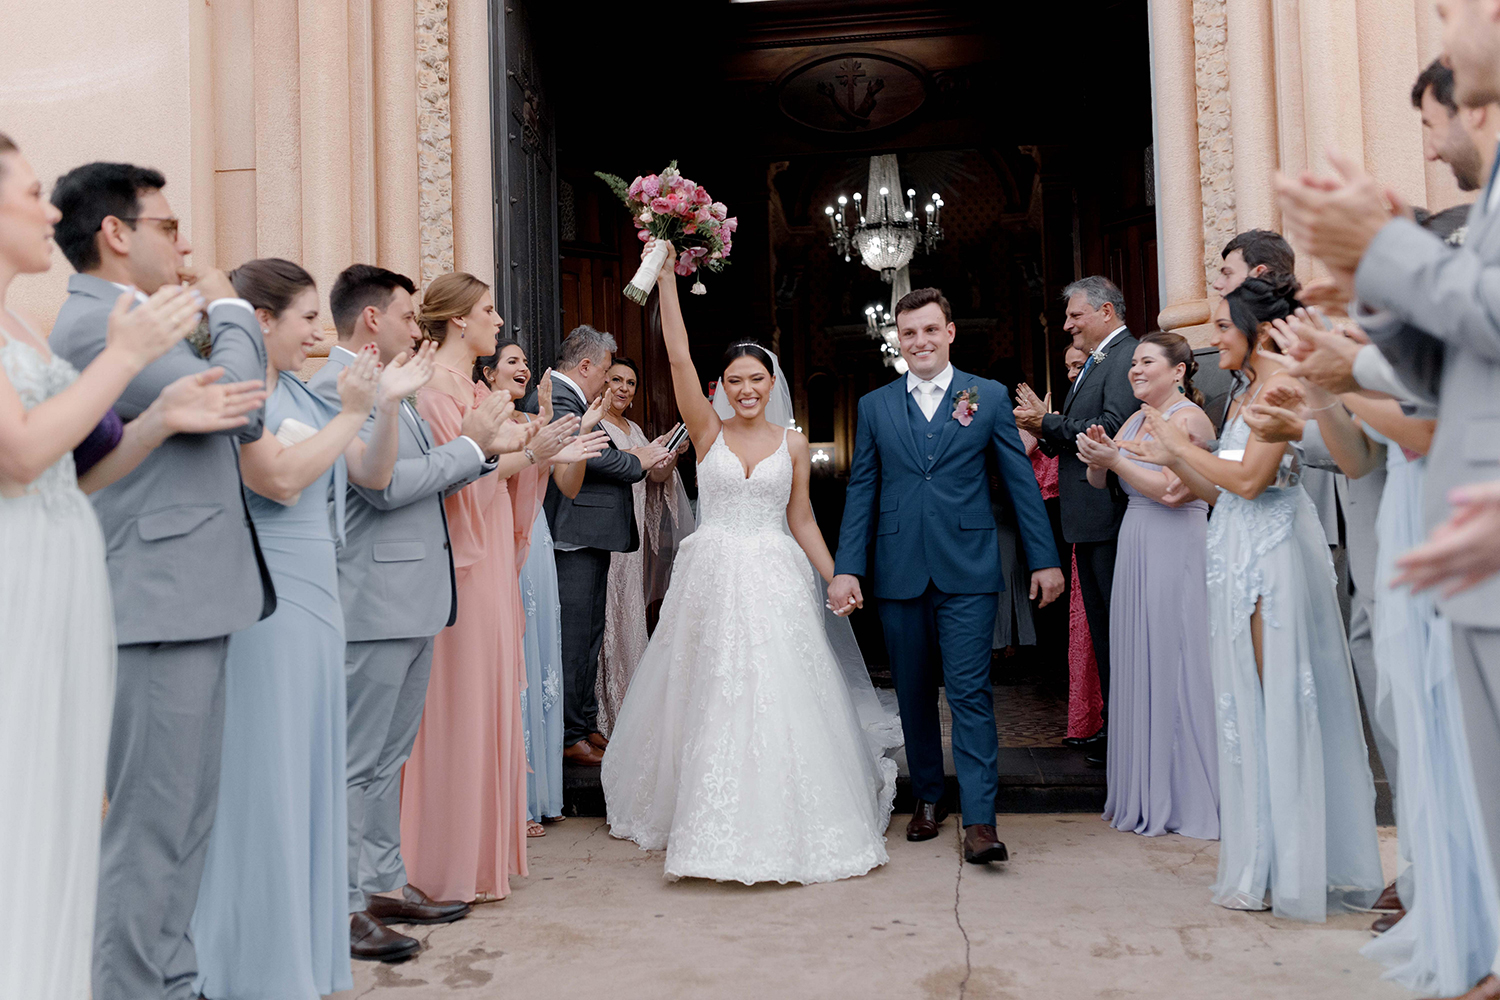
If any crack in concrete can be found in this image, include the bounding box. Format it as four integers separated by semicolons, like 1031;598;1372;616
953;826;973;1000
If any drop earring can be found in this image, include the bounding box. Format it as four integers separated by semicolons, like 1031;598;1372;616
1177;381;1185;394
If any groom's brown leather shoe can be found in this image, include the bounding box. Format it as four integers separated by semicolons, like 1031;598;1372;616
350;911;420;962
564;740;604;766
906;800;949;841
588;732;609;751
1372;880;1403;912
963;824;1009;864
368;884;471;925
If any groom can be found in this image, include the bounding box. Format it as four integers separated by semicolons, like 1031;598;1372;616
830;287;1064;863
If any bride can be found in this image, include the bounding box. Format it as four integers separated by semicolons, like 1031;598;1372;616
602;242;899;885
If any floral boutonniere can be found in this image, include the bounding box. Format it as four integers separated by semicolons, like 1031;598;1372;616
952;386;979;426
1089;345;1108;364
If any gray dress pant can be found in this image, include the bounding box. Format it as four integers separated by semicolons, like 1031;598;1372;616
93;637;229;1000
1451;626;1500;894
556;547;612;747
345;636;434;911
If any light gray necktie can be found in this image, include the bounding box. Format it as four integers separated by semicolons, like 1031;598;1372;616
915;381;940;421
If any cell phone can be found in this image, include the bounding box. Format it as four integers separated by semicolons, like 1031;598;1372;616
665;423;690;452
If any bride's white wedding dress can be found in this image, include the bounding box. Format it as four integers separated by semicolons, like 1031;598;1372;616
602;428;898;884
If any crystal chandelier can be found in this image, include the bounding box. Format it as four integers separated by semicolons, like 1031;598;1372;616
865;302;907;374
827;185;943;283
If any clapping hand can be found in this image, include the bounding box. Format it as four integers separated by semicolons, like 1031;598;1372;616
1275;309;1364;395
1160;470;1194;508
1275;149;1392;297
1394;479;1500;596
377;341;436;408
580;392;609;432
1117;405;1180;466
1012;382;1049;434
105;284;205;367
1243;381;1308;444
147;366;267;438
336;344;384;415
537;368;555;422
460;390;514;452
551;428;610;465
526;413;582;463
1074;424;1118;471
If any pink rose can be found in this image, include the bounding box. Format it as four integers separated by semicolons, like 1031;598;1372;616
694;186;712;205
637;229;651;242
710;201;727;220
694;205;713;224
723;216;738;234
649;197;672;215
642;175;661;199
627;176;644;199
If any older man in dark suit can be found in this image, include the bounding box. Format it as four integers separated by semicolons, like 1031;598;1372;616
1014;276;1140;760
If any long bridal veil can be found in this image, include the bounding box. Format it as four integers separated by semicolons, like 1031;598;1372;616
712;348;903;753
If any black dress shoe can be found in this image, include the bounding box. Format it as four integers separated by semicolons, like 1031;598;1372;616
368;884;471;925
350;911;420;962
963;824;1009;864
1084;750;1106;768
1063;726;1106;749
906;800;949;842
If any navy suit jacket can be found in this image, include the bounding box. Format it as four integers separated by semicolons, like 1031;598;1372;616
834;368;1060;601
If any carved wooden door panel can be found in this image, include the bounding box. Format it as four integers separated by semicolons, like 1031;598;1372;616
491;0;558;372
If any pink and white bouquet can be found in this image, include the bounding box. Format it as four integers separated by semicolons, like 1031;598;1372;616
595;161;736;303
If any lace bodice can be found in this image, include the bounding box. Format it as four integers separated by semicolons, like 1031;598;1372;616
0;338;81;500
695;429;791;535
1205;408;1315;637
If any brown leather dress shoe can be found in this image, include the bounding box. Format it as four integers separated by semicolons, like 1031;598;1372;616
368;884;471;925
1372;909;1405;935
1372;880;1403;912
906;800;949;842
588;732;609;751
564;740;604;766
350;911;420;962
963;824;1009;864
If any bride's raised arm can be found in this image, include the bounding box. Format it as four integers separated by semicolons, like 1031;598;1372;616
652;241;720;456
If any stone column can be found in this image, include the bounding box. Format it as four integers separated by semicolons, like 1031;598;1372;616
1149;0;1209;336
449;0;496;287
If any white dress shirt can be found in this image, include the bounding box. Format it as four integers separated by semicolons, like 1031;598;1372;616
1072;325;1127;392
328;344;488;464
906;363;954;422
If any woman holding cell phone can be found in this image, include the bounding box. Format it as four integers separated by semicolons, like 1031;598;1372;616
595;357;692;738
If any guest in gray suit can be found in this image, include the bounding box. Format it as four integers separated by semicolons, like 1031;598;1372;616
1278;7;1500;994
46;162;272;1000
310;265;525;962
544;325;670;766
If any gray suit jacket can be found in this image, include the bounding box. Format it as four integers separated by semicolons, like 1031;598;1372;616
308;347;488;642
542;377;644;551
49;273;274;644
1357;204;1500;627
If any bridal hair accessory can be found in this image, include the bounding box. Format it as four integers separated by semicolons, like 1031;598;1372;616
595;161;737;304
952;386;978;426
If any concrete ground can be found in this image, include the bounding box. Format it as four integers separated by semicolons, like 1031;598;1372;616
333;816;1407;1000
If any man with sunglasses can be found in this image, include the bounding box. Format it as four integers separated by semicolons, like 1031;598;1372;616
48;161;273;1000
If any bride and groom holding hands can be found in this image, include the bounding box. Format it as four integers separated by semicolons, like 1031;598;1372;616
601;242;1064;883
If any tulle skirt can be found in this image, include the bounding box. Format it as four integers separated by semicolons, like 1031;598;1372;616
602;524;897;885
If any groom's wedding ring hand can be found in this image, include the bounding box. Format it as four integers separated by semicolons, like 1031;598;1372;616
827;574;863;615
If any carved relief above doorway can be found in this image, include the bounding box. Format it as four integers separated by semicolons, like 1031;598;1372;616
775;51;928;133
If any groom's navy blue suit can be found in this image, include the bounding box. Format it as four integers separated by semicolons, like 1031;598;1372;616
835;367;1059;825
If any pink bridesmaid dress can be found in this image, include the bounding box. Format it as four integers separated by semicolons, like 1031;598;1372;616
401;370;544;902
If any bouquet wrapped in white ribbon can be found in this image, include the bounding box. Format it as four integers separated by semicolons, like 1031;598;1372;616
595;162;736;303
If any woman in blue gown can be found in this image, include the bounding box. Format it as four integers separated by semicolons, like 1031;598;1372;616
191;259;432;998
1123;278;1382;922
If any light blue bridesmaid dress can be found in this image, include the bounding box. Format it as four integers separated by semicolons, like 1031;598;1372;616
1206;395;1384;922
192;372;352;998
1361;432;1500;994
520;505;566;821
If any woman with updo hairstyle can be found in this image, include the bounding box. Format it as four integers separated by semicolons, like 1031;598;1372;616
1075;331;1219;841
1117;279;1383;921
400;272;607;902
190;257;434;998
600;241;899;885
